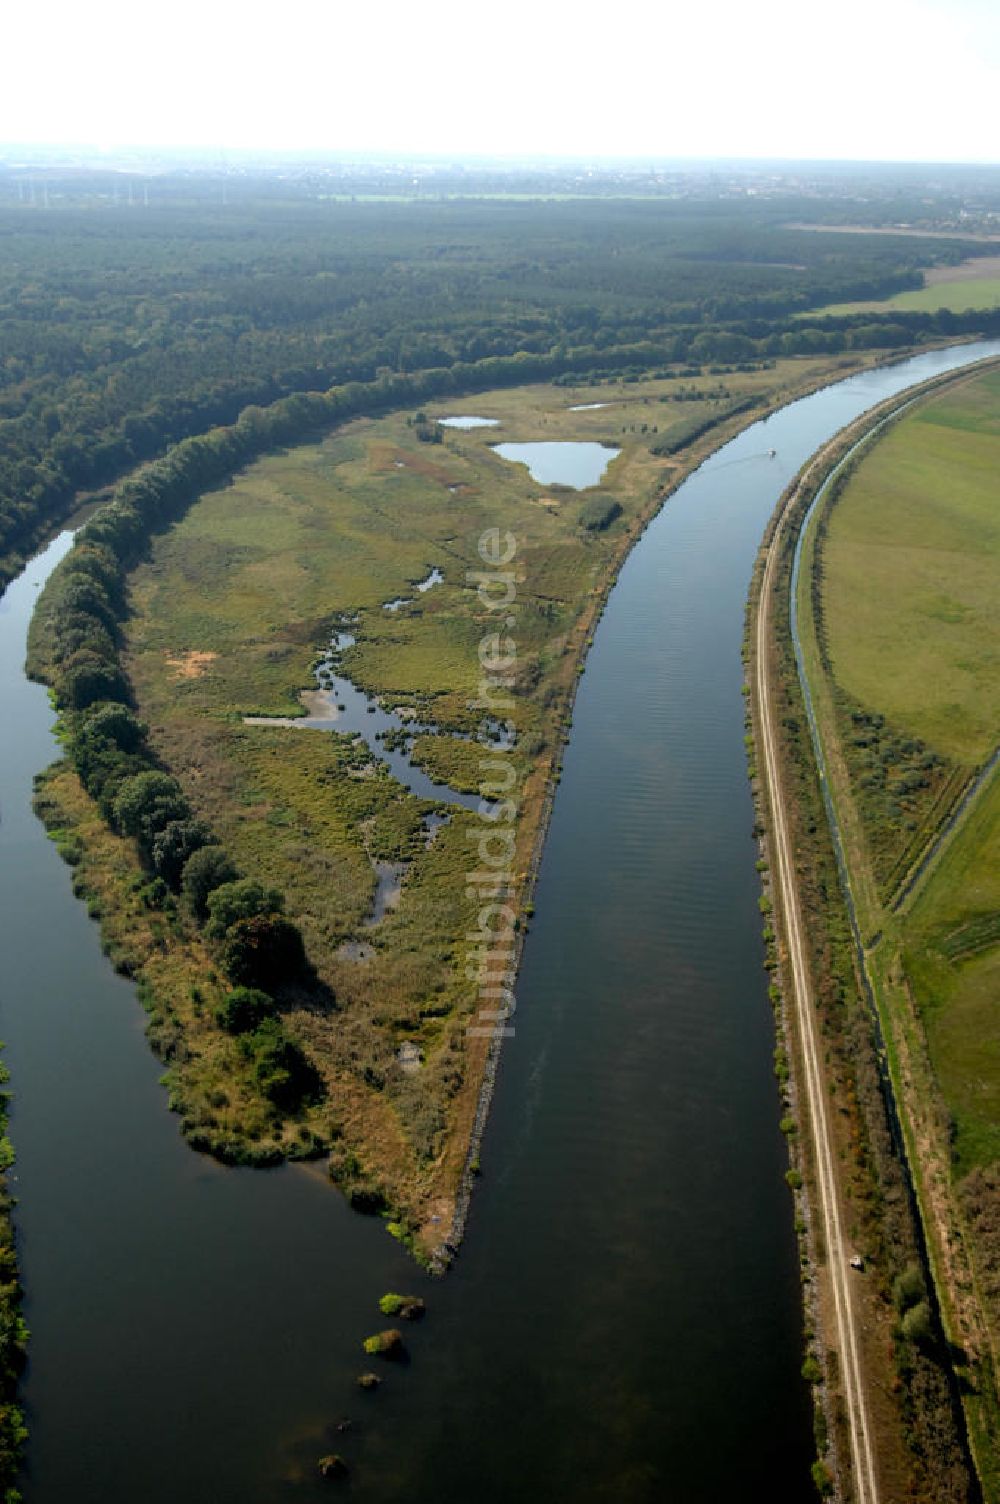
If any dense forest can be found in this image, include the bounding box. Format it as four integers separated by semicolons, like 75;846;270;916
3;177;999;587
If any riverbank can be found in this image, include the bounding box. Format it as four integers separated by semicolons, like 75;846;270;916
748;359;1000;1502
788;360;1000;1500
0;1048;27;1498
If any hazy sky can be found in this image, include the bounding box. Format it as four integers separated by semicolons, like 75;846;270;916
3;0;998;163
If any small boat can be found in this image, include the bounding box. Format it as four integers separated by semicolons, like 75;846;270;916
768;448;777;459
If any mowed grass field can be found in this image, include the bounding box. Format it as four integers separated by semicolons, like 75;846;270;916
820;370;1000;1154
821;368;1000;766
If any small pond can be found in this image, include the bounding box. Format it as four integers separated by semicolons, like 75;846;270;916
491;441;620;489
383;568;442;612
437;416;500;429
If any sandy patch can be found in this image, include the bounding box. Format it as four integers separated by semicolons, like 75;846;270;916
165;650;218;680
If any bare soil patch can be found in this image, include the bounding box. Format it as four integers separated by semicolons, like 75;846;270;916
165;650;218;680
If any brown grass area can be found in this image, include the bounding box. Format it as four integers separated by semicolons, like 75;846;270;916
165;649;218;680
371;441;460;486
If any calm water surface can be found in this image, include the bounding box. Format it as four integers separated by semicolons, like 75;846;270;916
244;624;480;810
437;416;500;429
2;342;998;1503
492;440;621;488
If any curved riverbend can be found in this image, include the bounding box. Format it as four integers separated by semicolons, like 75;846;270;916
1;341;998;1502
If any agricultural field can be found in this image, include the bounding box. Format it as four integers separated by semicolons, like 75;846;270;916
816;363;1000;1126
802;362;1000;1477
807;256;1000;318
35;356;848;1256
821;367;1000;767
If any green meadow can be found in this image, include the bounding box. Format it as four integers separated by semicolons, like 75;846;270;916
818;367;1000;1154
904;774;1000;1173
807;365;1000;1430
807;277;1000;320
821;368;1000;766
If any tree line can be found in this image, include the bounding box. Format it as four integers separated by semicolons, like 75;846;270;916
3;190;986;590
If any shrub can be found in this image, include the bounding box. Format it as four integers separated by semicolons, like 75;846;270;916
579;495;622;532
112;770;189;851
378;1292;425;1319
139;876;170;909
76;701;146;753
222;914;307;990
181;845;238;919
59;541;123;602
205;878;284;941
80;745;138;802
348;1187;386;1214
238;1017;319;1108
152;818;212;888
810;1459;834;1497
900;1300;933;1349
362;1329;404;1357
892;1261;926;1314
58;658;130;711
215;987;277;1035
71;737;149;818
51;610;117;662
58;576;119;634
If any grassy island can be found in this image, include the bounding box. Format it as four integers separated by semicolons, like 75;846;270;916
29;355;859;1263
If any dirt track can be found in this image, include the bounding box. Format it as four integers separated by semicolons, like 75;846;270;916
755;469;880;1504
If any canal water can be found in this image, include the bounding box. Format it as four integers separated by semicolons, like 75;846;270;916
1;342;997;1503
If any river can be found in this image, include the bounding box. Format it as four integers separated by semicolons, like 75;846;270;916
1;341;998;1503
